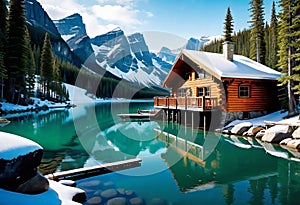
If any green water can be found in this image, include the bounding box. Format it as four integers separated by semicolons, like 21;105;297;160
1;101;300;205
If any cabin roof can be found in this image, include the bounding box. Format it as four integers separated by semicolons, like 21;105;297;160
163;49;282;86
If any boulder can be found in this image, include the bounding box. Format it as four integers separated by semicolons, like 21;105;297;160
286;139;300;149
280;138;293;145
243;126;264;136
16;172;49;194
230;122;253;135
0;132;43;190
292;127;300;139
255;129;266;139
261;125;292;143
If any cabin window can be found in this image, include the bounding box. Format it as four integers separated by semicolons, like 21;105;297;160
239;86;250;98
178;87;192;97
196;69;211;79
197;87;210;97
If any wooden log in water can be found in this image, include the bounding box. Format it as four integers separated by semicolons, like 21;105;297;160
45;158;142;181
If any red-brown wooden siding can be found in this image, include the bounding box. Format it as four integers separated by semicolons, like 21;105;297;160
223;78;279;112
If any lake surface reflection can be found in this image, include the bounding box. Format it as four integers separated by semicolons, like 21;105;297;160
1;101;300;204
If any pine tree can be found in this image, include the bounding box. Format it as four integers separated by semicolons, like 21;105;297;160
224;7;234;42
269;1;279;69
249;0;266;64
40;33;54;99
24;28;36;98
277;0;300;115
265;22;271;67
5;0;27;103
0;0;7;101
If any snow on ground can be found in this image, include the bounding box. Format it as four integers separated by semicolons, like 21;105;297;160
225;110;299;129
0;132;42;160
0;180;84;205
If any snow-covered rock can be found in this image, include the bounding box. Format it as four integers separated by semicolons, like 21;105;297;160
292;127;300;139
286;139;300;149
261;125;292;143
230;122;253;135
242;125;264;136
0;132;43;191
0;180;86;205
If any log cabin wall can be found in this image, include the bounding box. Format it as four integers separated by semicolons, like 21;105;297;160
177;71;224;107
223;78;279;112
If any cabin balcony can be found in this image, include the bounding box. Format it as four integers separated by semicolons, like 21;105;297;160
154;96;219;111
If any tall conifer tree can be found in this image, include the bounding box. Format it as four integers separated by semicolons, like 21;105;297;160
5;0;27;103
269;1;278;69
0;0;7;100
277;0;300;115
224;7;234;42
24;28;36;98
249;0;266;64
40;32;54;98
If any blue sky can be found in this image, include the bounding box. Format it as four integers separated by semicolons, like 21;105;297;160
38;0;277;39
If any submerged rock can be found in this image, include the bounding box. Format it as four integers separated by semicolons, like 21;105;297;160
101;188;118;199
107;197;127;205
87;196;102;204
129;197;145;205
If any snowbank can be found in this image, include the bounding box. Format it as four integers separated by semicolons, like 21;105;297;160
0;132;42;160
0;180;84;205
225;111;289;128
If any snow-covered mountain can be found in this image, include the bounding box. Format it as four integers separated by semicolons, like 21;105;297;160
90;28;171;87
25;0;79;64
54;14;94;63
51;12;222;87
158;35;224;65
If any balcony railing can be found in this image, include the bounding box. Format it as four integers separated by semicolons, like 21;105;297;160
154;96;218;110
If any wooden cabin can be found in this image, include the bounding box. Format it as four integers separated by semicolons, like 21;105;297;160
154;42;281;124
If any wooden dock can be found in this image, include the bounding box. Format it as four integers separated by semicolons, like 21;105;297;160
118;110;159;121
45;158;142;181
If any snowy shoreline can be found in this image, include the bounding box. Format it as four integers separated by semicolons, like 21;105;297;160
0;83;154;119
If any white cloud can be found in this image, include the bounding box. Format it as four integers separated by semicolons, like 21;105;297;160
146;12;154;18
37;0;153;37
92;5;142;26
38;0;85;19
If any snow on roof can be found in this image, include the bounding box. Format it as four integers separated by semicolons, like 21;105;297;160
182;50;282;80
0;132;42;160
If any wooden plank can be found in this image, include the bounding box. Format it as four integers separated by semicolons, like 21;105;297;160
45;158;142;181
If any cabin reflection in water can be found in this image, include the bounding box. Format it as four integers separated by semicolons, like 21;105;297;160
155;127;300;204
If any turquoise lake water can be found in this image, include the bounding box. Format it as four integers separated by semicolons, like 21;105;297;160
1;101;300;205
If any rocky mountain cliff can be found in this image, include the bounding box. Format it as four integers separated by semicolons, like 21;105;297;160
90;28;171;87
54;13;94;63
25;0;79;65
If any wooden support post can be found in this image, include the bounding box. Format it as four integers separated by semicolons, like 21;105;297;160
192;112;194;129
204;113;207;135
184;111;187;127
